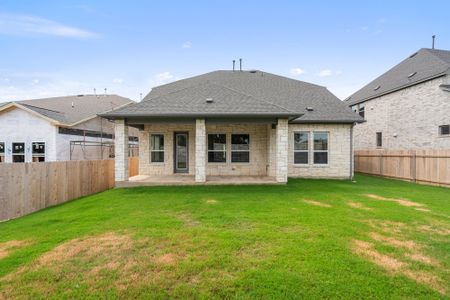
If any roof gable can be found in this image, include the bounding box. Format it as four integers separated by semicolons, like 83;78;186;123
1;94;133;126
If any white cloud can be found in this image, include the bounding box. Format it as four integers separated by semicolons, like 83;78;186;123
0;13;98;38
290;68;306;76
150;72;177;86
361;26;369;31
318;69;333;77
31;79;40;85
113;78;124;84
182;41;192;49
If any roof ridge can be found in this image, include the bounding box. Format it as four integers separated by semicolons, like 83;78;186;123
211;82;295;113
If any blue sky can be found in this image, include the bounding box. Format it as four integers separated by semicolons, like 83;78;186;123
1;0;449;102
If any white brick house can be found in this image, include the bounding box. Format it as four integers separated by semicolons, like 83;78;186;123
346;48;450;150
102;70;362;185
0;95;137;163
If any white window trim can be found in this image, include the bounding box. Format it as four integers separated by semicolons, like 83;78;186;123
207;133;227;164
313;131;329;166
150;133;165;164
293;131;309;166
231;133;250;164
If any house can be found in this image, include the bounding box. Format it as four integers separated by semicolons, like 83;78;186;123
345;48;450;150
102;70;362;184
0;94;138;163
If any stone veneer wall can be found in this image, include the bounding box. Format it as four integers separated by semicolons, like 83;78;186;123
114;119;129;181
138;122;353;179
138;123;269;177
205;123;268;176
353;76;450;150
139;123;196;176
287;124;353;179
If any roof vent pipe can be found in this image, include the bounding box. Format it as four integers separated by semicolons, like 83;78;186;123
232;60;235;72
432;35;436;49
239;58;242;71
104;88;107;96
71;101;74;108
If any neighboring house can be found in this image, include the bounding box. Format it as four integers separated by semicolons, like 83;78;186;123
0;94;138;163
345;48;450;150
102;70;362;184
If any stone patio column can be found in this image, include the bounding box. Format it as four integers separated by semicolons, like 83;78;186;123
276;118;289;183
115;119;129;182
195;118;206;182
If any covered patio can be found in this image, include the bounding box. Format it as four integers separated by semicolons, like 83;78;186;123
116;174;280;187
112;116;291;187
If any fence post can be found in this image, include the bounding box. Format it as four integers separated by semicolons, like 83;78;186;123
411;150;417;183
379;152;383;176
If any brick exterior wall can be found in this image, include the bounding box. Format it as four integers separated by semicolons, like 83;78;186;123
353;76;450;150
287;124;353;179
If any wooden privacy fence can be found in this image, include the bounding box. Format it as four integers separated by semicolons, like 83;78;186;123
0;157;139;222
354;150;450;187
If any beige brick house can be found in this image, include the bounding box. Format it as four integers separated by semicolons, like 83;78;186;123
102;70;362;185
346;48;450;150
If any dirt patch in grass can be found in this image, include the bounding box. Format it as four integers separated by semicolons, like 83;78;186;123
154;253;179;266
352;239;446;295
365;220;407;234
175;213;201;227
368;232;419;251
205;199;218;204
364;194;424;208
353;240;405;272
304;200;332;208
418;225;450;236
415;208;431;212
0;240;29;260
406;253;439;266
347;201;372;211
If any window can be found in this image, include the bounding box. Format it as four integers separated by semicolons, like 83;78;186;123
351;105;358;113
32;142;45;162
294;132;309;164
12;142;25;163
231;134;250;163
358;103;365;118
208;134;226;163
150;134;164;162
439;125;450;136
376;132;383;147
313;132;328;164
0;142;4;163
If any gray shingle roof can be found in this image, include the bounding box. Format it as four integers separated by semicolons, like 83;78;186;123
104;70;362;123
1;94;133;125
346;48;450;106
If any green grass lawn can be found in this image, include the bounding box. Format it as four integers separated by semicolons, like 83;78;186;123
0;174;449;299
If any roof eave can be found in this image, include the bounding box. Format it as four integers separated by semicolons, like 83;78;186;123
100;112;301;119
347;72;448;106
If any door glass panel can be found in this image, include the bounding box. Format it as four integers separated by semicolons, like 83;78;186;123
176;134;188;170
